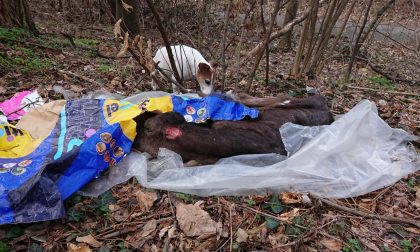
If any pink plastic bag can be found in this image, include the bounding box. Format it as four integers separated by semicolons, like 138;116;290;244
0;90;44;121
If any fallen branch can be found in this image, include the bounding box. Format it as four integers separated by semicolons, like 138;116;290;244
345;85;420;97
58;69;102;86
356;58;420;85
312;195;420;228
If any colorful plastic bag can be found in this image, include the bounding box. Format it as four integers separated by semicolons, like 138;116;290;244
0;94;259;224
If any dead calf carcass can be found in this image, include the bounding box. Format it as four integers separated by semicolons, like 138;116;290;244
133;95;334;165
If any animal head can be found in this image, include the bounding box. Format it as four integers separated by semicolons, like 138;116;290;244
196;62;218;96
136;112;185;155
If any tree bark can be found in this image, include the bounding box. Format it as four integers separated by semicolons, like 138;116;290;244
278;0;298;51
0;0;38;35
119;0;141;36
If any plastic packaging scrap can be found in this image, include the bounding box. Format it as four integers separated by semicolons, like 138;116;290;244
129;100;419;198
0;90;44;121
0;93;259;224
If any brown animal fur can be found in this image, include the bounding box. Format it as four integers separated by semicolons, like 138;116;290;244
133;95;334;165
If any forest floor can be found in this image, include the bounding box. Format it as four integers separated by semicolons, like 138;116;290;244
0;1;419;251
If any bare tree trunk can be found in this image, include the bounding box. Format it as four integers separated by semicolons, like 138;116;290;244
118;0;141;36
245;0;282;93
245;0;327;63
259;0;269;86
234;0;257;91
220;0;233;90
278;0;298;51
0;0;38;35
344;0;373;82
291;11;310;76
316;0;356;76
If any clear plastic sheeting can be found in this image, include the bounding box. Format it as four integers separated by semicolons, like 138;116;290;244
132;100;419;198
78;151;148;197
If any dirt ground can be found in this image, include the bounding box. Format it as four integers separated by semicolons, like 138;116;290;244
0;0;419;251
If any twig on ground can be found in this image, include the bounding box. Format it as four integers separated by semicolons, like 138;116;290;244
99;216;173;239
58;69;102;86
68;223;83;234
312;195;420;228
60;32;76;48
345;85;420;97
238;205;309;230
229;203;234;252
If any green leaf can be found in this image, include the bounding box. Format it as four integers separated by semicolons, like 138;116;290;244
244;198;256;206
98;246;111;252
348;239;362;252
269;194;284;214
67;207;84;222
406;179;416;189
66;195;83;205
383;244;391;252
400;239;411;252
5;226;23;239
0;241;8;252
95;191;116;214
175;192;194;203
28;243;44;252
265;217;279;230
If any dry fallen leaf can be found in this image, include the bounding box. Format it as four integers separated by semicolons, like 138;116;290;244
67;243;92;252
70;85;85;93
159;226;171;239
413;187;420;208
75;234;102;248
236;228;248;243
176;202;219;239
404;227;420;234
117;33;129;58
113;19;122;39
320;238;343;251
145;39;155;72
142;219;157;237
278;208;299;222
281;192;303;204
128;219;157;249
121;0;133;12
135;189;157;212
360;237;380;252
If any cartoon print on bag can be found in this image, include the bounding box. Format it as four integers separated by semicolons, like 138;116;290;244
11;166;26;175
195;118;206;124
186;106;196;115
1;163;16;173
100;132;112;143
18;159;32;167
139;99;150;111
109;158;116;167
104;151;111;162
197;108;206;118
113;146;124;158
96;142;106;155
184;115;193;122
110;139;116;148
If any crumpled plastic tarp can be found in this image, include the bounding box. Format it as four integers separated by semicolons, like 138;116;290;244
0;94;258;224
78;95;419;199
129;100;418;198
